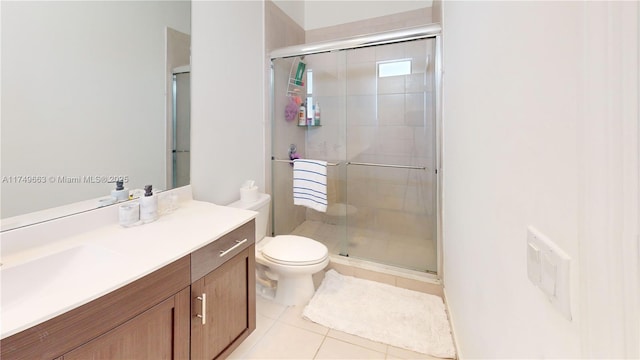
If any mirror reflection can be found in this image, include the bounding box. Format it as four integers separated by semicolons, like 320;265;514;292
1;1;191;227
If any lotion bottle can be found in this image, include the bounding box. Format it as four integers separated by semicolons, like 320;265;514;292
111;180;129;202
139;185;158;223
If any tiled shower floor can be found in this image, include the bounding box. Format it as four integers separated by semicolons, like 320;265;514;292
290;220;437;273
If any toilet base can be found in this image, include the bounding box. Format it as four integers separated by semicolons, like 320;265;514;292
274;273;316;306
255;237;330;306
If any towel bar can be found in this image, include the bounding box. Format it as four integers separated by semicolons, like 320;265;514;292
346;161;427;170
272;158;340;166
271;158;426;170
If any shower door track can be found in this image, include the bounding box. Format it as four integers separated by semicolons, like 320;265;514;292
270;24;442;60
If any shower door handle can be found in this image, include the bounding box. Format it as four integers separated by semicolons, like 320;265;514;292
347;161;427;170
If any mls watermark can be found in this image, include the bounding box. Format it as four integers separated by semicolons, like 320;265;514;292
1;175;129;184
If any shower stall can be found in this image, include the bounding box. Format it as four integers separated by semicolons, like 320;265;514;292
270;25;441;275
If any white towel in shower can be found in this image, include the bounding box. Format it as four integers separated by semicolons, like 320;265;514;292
293;159;327;212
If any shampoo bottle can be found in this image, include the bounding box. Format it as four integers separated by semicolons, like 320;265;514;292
298;103;306;126
294;61;306;86
314;102;321;126
139;185;158;223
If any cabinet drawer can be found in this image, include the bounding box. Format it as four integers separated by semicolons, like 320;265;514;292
191;219;255;282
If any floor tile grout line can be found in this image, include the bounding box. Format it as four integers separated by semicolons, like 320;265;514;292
275;306;331;336
312;334;329;359
327;335;389;359
262;307;388;359
252;305;438;360
239;312;283;359
325;329;389;355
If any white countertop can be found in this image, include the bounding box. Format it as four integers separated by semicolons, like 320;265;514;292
0;197;257;339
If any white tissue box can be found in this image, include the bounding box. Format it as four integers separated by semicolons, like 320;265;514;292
240;186;258;203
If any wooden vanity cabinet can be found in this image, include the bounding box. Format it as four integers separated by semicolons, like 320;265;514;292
190;220;256;360
0;219;256;360
61;287;190;360
1;255;191;360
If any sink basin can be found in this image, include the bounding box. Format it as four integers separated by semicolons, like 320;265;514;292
1;244;133;337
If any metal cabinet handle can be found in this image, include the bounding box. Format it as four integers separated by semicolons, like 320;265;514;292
219;238;248;258
196;293;206;325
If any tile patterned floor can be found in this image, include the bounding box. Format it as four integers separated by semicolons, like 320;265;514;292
228;295;445;360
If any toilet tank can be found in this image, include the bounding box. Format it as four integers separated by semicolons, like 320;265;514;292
227;193;271;241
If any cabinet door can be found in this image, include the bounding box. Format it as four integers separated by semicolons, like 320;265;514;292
191;245;256;360
62;287;190;360
2;256;190;360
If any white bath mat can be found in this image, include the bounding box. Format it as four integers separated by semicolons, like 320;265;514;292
303;270;456;359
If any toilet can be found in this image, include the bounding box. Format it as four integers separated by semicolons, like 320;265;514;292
228;193;329;306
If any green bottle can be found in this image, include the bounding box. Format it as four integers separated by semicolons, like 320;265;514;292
294;61;306;86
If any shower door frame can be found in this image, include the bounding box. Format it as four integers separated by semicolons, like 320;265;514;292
269;24;444;278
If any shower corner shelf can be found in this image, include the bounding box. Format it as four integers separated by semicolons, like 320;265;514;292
297;123;322;128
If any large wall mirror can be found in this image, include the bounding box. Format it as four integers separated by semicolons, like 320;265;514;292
1;1;191;230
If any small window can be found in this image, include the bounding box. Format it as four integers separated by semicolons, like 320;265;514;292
306;70;313;95
378;60;411;78
306;70;313;113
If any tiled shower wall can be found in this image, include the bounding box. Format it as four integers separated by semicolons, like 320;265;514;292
266;1;306;235
271;57;310;235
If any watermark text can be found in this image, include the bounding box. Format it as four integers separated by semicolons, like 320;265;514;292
2;175;129;184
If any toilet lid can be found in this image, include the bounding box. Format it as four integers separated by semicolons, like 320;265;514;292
261;235;328;266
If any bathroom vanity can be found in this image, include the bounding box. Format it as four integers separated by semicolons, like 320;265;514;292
0;193;256;360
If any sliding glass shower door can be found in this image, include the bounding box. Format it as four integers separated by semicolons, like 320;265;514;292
344;39;437;272
271;36;438;274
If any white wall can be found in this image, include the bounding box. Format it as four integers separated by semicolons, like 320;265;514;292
273;0;432;31
190;1;265;205
1;1;190;218
442;1;639;358
271;0;305;29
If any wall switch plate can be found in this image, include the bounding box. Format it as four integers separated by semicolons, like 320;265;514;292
527;242;541;284
540;252;557;297
526;226;572;321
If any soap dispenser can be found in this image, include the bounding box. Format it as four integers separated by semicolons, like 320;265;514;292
139;185;158;223
111;180;129;202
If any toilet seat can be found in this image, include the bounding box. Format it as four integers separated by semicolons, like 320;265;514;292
261;235;328;266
